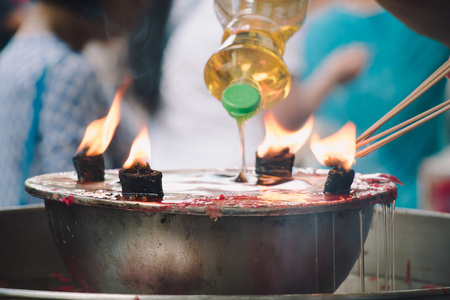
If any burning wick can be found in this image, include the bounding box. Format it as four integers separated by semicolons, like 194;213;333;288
119;162;163;197
119;126;163;198
73;78;130;183
256;113;313;177
256;147;294;177
73;150;105;183
310;122;356;195
323;164;355;195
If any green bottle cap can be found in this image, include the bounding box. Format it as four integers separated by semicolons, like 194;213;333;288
221;84;260;118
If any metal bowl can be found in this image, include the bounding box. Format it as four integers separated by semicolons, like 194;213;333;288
25;168;397;295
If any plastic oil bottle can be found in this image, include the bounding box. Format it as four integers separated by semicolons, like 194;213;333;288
204;0;310;180
204;0;310;122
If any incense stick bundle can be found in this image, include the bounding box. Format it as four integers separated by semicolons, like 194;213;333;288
355;100;450;158
357;58;450;144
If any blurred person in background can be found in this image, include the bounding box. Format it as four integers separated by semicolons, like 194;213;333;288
127;0;173;117
147;0;368;171
376;0;450;49
125;0;449;210
83;0;173;154
0;0;148;207
146;0;269;171
98;0;450;210
374;0;450;212
274;0;450;208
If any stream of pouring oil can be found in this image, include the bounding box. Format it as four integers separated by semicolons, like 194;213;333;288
235;120;248;183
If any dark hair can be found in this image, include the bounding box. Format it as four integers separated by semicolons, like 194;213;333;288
128;0;173;114
0;0;15;51
40;0;103;19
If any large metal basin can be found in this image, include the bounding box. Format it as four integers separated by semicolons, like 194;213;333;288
1;206;449;299
24;168;397;295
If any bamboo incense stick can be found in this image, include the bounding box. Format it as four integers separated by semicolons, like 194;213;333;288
356;100;450;149
355;101;450;158
356;58;450;143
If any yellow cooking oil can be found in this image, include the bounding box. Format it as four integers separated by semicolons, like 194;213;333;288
204;0;309;179
204;0;309;121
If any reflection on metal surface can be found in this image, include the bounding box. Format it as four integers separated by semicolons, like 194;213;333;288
0;206;449;299
25;168;397;216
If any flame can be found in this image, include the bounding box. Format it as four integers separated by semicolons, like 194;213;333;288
257;112;314;157
77;78;131;156
310;122;356;171
123;126;151;169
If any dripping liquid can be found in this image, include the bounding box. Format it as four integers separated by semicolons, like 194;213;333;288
332;212;336;291
359;209;365;293
314;213;319;293
373;202;396;292
234;120;248;182
337;202;395;293
376;205;380;291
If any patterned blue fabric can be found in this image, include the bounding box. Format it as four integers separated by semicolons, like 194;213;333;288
0;33;109;207
299;6;450;208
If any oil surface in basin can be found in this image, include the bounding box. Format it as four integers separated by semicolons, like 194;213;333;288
25;168;399;217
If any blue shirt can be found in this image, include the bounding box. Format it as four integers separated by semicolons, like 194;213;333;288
0;33;109;206
300;7;450;208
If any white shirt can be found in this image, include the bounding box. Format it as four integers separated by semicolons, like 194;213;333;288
149;0;266;170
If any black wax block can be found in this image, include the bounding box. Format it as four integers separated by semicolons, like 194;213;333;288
323;167;355;195
119;162;164;198
72;152;105;183
255;148;294;177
